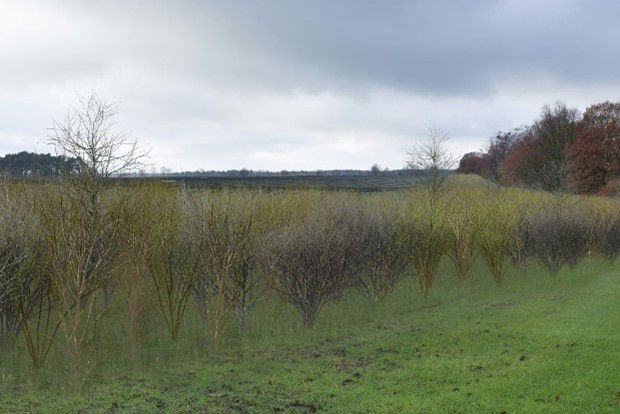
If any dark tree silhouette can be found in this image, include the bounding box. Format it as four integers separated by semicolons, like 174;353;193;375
457;152;486;175
0;152;79;177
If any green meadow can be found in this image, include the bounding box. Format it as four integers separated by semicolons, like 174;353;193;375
1;257;618;413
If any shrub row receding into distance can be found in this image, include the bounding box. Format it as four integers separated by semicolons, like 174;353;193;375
0;179;618;386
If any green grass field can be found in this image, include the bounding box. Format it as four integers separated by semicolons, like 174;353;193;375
1;257;618;413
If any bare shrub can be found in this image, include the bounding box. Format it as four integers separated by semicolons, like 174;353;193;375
41;186;121;387
184;191;260;346
0;207;26;350
527;208;590;274
446;195;478;282
264;198;365;327
0;186;59;369
476;201;516;287
510;216;531;272
448;227;475;282
147;192;196;341
597;216;620;263
354;208;409;302
0;186;42;352
405;130;454;295
403;205;450;297
110;186;160;360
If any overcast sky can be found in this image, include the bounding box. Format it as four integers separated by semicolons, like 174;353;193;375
2;0;620;171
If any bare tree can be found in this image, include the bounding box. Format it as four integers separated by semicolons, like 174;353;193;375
529;102;579;192
48;94;147;305
44;94;146;389
47;94;147;298
405;129;455;297
407;128;456;198
48;94;146;180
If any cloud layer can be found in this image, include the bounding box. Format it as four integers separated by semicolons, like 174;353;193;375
2;0;619;171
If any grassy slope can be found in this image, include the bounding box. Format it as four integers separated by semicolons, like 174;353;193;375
2;261;619;413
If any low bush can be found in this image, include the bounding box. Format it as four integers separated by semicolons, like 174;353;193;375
510;216;531;271
526;208;591;274
263;198;366;327
184;190;261;344
599;215;620;263
476;197;517;286
147;193;196;341
403;209;450;297
446;193;479;281
354;208;409;302
0;187;41;352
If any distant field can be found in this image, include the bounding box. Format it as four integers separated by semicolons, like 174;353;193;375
145;174;424;191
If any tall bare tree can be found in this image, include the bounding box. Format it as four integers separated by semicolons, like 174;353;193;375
407;128;456;199
405;129;455;297
48;95;146;188
45;94;146;389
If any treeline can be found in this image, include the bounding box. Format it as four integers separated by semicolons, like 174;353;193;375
458;101;620;195
0;151;79;177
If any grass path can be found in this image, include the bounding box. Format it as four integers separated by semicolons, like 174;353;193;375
2;264;619;413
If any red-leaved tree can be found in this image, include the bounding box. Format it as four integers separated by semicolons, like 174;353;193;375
565;101;620;194
500;130;538;187
457;152;486;175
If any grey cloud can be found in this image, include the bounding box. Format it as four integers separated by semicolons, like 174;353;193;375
7;1;620;93
167;0;620;94
2;0;620;171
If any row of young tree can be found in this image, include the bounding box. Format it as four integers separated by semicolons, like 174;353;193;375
0;95;618;390
458;101;620;195
1;181;619;387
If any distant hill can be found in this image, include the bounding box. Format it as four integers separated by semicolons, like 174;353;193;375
121;168;454;192
140;168;420;178
144;174;422;192
0;151;79;177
